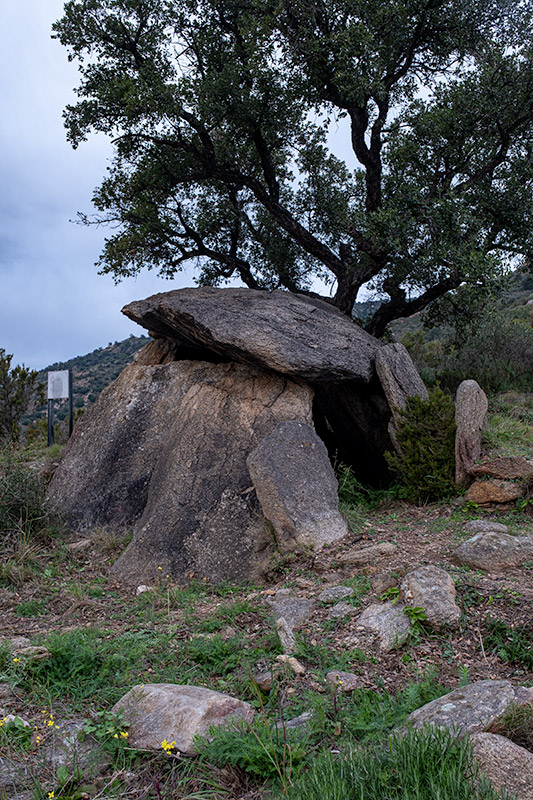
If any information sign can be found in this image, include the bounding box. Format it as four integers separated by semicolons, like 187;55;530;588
48;370;70;400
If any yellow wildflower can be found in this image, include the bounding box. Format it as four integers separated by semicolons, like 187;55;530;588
161;738;176;753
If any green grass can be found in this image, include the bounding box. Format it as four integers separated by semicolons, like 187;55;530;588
285;727;515;800
483;410;533;459
483;616;533;670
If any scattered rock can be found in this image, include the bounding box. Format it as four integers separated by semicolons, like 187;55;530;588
356;602;411;651
3;637;31;651
327;602;358;620
371;572;398;596
1;715;30;728
0;756;30;793
401;565;461;630
247;421;349;552
325;671;362;692
267;590;315;629
253;669;278;692
469;456;533;481
453;531;533;570
66;538;93;552
112;684;254;755
12;646;50;662
406;680;533;736
463;520;509;534
275;655;306;675
42;719;109;773
464;479;526;505
275;618;297;655
318;585;354;604
277;711;312;731
470;732;533;800
136;585;153;595
337;541;397;566
455;380;488;486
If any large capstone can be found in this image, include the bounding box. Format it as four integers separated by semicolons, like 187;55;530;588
123;287;380;383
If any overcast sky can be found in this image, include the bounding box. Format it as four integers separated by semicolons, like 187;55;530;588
0;1;189;370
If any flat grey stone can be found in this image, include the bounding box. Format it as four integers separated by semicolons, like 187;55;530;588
267;590;315;629
337;541;397;566
326;671;361;692
401;565;461;630
112;684;254;755
471;732;533;800
123;287;381;384
406;680;533;736
318;586;354;604
356;602;411;651
463;520;509;534
247;421;349;552
327;602;358;620
454;531;533;570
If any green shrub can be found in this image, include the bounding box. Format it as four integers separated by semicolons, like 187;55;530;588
0;458;51;541
286;727;514;800
385;388;457;503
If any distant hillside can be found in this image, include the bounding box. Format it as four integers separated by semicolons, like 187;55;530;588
27;335;149;424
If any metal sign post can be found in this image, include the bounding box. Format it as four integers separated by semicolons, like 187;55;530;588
47;370;72;446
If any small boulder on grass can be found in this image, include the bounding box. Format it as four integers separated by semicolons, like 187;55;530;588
401;565;461;630
112;684;254;755
406;680;533;736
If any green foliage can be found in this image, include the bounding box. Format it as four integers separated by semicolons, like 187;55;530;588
0;714;33;753
0;458;53;543
483;617;533;670
286;726;514;800
0;349;43;443
197;717;307;786
385;388;457;503
401;273;533;393
53;0;533;334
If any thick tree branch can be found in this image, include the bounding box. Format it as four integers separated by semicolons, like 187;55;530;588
366;275;462;337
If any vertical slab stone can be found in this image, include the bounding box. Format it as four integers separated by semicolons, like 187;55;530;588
110;363;314;585
455;380;488;485
247;421;349;552
375;343;428;449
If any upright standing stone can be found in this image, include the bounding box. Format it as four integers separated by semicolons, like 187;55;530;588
247;421;349;552
455;380;488;486
375;343;428;449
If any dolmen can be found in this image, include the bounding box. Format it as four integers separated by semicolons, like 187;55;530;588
47;288;426;584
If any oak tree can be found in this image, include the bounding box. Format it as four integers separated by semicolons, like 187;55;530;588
54;0;533;335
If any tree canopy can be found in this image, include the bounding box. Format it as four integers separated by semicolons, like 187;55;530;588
54;0;533;335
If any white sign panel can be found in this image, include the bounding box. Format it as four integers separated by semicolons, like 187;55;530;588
48;370;70;400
